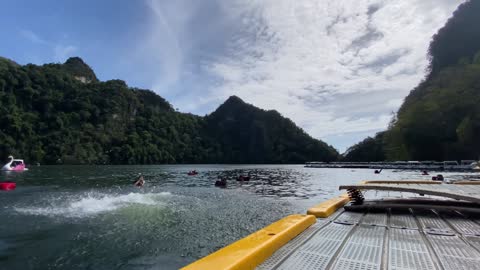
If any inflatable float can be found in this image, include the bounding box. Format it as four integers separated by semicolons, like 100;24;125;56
187;170;198;176
0;182;16;191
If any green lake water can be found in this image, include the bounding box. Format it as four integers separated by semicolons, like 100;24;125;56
0;165;476;269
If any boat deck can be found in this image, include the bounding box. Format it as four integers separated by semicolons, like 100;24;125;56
257;207;480;270
340;182;480;204
182;181;480;270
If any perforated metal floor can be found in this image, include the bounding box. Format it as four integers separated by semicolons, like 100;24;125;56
257;208;480;270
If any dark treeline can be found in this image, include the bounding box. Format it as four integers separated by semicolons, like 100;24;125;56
0;57;338;164
342;132;386;162
344;0;480;162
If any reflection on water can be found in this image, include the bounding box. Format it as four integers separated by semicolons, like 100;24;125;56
1;165;479;270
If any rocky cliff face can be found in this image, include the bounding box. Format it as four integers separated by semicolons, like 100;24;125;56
63;57;98;83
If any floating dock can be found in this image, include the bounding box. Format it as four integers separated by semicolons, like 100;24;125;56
305;160;479;171
183;180;480;270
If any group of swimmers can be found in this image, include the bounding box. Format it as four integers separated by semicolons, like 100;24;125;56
133;171;251;188
421;171;444;180
215;174;250;187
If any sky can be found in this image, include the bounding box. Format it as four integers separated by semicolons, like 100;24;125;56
0;0;464;152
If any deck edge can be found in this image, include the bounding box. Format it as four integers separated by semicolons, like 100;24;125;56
181;214;316;270
453;181;480;185
361;180;441;184
306;195;350;218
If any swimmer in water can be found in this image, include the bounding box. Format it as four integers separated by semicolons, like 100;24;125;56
133;173;145;187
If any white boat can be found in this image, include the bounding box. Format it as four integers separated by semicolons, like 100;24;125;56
1;156;27;171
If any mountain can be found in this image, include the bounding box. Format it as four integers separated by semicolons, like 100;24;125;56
62;57;98;83
428;0;480;77
344;0;480;161
342;132;385;162
0;57;338;164
384;0;480;161
205;96;338;163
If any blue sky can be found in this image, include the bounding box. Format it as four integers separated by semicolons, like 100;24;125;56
0;0;463;152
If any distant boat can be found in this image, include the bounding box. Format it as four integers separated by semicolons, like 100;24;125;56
1;156;28;171
187;170;198;176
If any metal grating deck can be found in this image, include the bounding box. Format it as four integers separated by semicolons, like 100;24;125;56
330;225;385;270
388;228;435;270
257;208;480;270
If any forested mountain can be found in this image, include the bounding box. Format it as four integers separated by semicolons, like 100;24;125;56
428;0;480;77
205;96;338;163
345;0;480;161
384;0;480;161
0;57;338;164
342;132;385;162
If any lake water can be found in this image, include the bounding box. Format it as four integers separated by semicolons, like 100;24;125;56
1;165;478;269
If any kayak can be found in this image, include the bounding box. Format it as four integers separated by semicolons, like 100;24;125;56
0;181;16;191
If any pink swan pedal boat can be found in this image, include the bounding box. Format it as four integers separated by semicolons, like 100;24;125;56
1;156;28;171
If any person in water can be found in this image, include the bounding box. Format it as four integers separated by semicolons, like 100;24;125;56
215;177;227;187
133;173;145;187
422;170;429;175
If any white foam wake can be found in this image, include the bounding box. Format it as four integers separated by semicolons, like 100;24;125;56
14;192;171;217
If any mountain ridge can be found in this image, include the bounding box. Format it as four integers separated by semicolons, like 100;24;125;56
0;56;338;164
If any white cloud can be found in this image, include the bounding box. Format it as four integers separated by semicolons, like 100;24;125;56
20;29;48;45
19;29;78;63
140;0;185;92
199;0;463;149
138;0;463;151
54;45;78;62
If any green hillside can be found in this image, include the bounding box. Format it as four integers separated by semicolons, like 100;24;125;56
344;0;480;162
384;0;480;161
0;57;338;164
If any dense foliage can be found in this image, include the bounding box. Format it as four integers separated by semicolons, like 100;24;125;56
342;132;385;162
0;57;338;164
345;0;480;161
205;96;338;163
384;57;480;161
384;0;480;161
428;0;480;77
